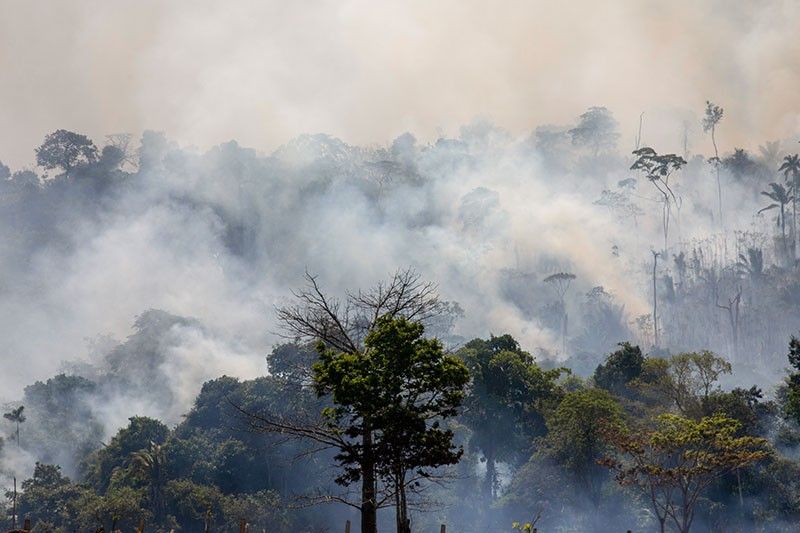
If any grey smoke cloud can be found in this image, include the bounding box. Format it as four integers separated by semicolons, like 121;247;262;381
1;0;799;169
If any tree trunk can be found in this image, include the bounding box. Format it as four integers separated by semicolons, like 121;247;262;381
361;425;378;533
794;174;799;261
484;448;497;501
712;127;723;228
652;252;659;347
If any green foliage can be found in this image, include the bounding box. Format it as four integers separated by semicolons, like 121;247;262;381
545;388;623;502
458;334;564;499
314;315;470;486
35;129;98;173
11;463;90;530
593;342;644;397
601;413;769;533
84;416;169;492
783;336;800;425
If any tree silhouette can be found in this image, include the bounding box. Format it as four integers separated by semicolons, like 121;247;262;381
3;406;25;447
543;272;576;354
779;154;800;259
630;147;687;252
568;107;620;156
35;129;98;175
758;182;793;258
702;101;724;226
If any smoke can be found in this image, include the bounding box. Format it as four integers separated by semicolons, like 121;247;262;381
1;1;799;496
2;0;800;170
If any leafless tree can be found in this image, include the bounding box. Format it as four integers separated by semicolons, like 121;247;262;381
276;268;443;354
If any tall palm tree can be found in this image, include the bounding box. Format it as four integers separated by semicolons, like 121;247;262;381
129;441;167;524
779;154;800;259
759;182;793;257
3;406;25;447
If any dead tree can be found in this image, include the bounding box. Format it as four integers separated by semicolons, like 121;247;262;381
276;268;442;354
716;286;742;362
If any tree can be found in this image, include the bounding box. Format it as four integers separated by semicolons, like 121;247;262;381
129;441;168;524
543;272;576;354
779;154;800;259
782;335;800;425
458;335;564;501
252;270;464;533
3;406;25;447
330;316;468;533
702;101;724;226
759;182;793;257
569;107;620;156
593;342;644;397
630;352;732;419
630;147;687;252
545;388;623;507
84;416;170;493
601;413;769;533
35;129;98;174
11;463;86;530
651;250;660;347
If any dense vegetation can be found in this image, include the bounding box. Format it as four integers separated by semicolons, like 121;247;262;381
2;102;800;532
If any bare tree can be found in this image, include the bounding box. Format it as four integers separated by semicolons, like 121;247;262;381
276;268;442;354
543;272;576;354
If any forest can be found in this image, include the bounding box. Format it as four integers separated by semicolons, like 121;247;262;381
2;102;800;533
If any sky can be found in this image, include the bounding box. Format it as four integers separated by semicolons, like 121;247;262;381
1;0;799;169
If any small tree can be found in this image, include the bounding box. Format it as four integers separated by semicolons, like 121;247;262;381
601;413;769;533
545;388;623;507
593;342;644;397
35;129;98;174
759;182;793;257
3;406;25;447
630;148;687;252
129;441;168;524
702;101;725;226
569;107;620;156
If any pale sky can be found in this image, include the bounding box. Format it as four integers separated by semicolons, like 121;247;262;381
1;0;799;168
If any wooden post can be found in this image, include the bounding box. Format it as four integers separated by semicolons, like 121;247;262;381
344;519;351;533
22;518;31;531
